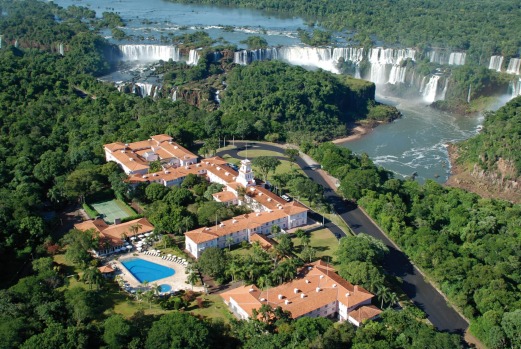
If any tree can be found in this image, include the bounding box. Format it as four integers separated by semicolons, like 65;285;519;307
128;222;142;237
226;236;234;251
252;156;281;182
103;315;131;349
187;270;199;290
501;310;521;349
301;246;316;262
61;229;95;267
82;267;103;290
284;148;299;168
145;183;170;201
145;312;212;349
198;247;227;282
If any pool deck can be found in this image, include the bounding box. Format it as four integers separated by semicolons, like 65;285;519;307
113;253;204;293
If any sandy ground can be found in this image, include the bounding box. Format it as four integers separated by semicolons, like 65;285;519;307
112;253;203;292
332;126;372;144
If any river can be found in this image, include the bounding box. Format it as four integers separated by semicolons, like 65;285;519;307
50;0;304;46
50;0;500;184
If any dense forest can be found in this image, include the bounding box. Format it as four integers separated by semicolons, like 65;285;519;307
171;0;521;61
220;61;399;143
308;142;521;348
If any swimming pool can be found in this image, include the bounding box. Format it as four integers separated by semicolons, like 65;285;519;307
159;284;172;293
121;258;175;283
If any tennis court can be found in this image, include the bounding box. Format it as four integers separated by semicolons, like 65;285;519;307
91;200;136;224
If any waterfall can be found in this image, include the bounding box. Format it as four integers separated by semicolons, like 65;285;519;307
388;66;407;84
509;79;521;98
467;84;472;103
276;46;337;72
215;90;221;104
429;51;448;65
422;75;440;103
117;45;180;61
187;49;200;66
58;43;64;56
449;52;466;65
0;35;2;49
506;58;521;75
172;89;178;101
14;39;18;48
234;50;249;65
488;56;504;72
332;47;364;63
134;83;155;97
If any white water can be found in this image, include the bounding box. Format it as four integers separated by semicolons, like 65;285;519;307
422;75;440;103
429;50;466;66
448;52;466;66
506;58;521;75
489;56;504;72
388;66;407;84
187;49;200;66
118;45;181;61
134;82;155;97
510;79;521;97
172;89;178;101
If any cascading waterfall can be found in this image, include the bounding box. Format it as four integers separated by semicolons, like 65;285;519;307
172;89;178;101
276;46;337;72
509;79;521;98
467;84;472;103
506;58;520;75
117;45;180;61
429;51;449;65
215;90;221;104
388;66;407;84
489;56;504;72
58;43;64;56
448;52;466;65
332;47;364;63
367;47;415;84
134;82;155;97
187;49;200;66
422;75;440;103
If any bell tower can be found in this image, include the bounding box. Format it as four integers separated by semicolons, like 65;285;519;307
237;159;255;187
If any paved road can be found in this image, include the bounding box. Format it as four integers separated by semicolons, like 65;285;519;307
217;141;468;333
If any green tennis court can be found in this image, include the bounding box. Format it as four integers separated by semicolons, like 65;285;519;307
91;200;136;224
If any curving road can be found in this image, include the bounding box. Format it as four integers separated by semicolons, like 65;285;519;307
217;141;468;333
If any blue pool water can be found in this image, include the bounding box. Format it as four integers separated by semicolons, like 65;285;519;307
121;258;175;283
159;284;172;293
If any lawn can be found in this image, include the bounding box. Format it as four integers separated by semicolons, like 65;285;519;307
292;228;340;262
187;294;234;324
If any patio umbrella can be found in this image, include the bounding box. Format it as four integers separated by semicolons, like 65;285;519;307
126;245;132;250
130;236;136;240
137;247;142;251
145;232;152;237
138;234;145;239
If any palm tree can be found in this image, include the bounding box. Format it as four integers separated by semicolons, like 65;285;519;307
376;285;391;309
387;292;399;309
129;222;142;237
226;236;234;251
236;185;247;202
187;271;199;290
82;267;103;290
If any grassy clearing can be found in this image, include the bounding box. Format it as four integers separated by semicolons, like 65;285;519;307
292;228;339;262
187;295;233;324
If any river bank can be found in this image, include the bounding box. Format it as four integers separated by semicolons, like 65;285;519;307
332;125;373;144
445;143;521;203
